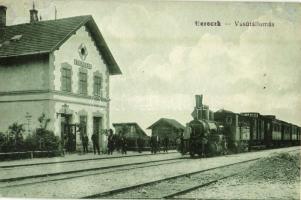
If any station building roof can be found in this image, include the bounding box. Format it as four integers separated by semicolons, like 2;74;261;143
147;118;185;130
0;15;121;75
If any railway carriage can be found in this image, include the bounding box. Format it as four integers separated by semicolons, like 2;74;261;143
263;116;283;147
291;124;298;146
297;127;301;145
281;121;292;146
240;113;266;149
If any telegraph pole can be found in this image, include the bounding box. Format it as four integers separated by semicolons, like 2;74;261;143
25;112;32;134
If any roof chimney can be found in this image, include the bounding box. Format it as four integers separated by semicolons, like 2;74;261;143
30;2;38;23
0;5;7;28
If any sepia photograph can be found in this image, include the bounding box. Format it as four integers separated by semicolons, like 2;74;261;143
0;0;300;199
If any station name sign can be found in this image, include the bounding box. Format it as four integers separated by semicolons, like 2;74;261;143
74;59;92;69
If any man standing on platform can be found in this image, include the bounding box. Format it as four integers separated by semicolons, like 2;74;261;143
82;134;89;153
91;132;100;155
107;129;114;155
121;136;127;155
163;137;169;153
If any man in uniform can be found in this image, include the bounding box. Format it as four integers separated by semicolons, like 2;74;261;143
82;134;89;153
150;135;157;154
107;129;114;155
121;136;127;155
137;136;144;153
91;132;100;155
163;137;169;153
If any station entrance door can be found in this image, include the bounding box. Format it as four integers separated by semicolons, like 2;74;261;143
61;115;77;152
93;117;103;147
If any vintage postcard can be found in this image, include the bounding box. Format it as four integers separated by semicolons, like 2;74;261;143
0;0;300;199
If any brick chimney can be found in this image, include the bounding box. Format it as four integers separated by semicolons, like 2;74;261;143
30;3;38;23
0;5;7;28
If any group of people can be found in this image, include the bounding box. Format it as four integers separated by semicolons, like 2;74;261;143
81;131;171;155
107;130;128;155
81;129;129;155
150;136;170;154
83;131;101;155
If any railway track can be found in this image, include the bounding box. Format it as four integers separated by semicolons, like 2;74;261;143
0;157;187;188
0;152;183;185
162;174;237;199
0;151;178;169
82;158;260;199
82;148;300;199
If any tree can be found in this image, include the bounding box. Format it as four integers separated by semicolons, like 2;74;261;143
8;122;25;151
0;132;6;152
38;113;51;129
34;113;60;151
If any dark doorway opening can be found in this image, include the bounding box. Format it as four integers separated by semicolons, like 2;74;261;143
61;114;77;152
93;117;103;145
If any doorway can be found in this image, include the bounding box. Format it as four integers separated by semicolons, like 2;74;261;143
93;117;103;146
61;114;77;152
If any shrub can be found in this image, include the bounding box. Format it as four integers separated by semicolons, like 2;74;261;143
24;129;60;151
0;132;6;152
0;114;61;154
8;122;25;152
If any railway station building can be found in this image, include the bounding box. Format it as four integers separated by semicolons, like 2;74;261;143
0;6;121;152
148;118;184;147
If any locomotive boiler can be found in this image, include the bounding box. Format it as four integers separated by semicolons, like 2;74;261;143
181;119;225;157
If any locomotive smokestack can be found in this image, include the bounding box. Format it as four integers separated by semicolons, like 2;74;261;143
195;94;203;108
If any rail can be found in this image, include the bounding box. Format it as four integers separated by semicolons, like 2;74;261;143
82;158;260;199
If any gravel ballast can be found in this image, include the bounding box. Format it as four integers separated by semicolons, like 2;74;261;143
179;150;301;199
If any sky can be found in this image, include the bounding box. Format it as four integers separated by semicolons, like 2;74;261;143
1;0;300;133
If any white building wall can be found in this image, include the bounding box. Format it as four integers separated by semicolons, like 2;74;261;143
50;25;111;150
0;99;51;134
0;57;50;133
52;26;109;99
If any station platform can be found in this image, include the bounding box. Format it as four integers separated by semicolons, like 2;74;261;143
0;150;178;168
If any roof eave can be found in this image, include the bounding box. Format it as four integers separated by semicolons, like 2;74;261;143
49;15;121;76
0;51;49;59
86;18;122;75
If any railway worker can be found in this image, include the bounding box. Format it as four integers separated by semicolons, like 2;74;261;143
82;134;89;154
121;136;127;154
137;136;144;153
115;133;121;153
150;136;153;153
157;136;161;153
201;137;208;157
150;135;157;154
163;137;169;153
107;129;114;155
221;136;228;155
180;135;184;153
91;132;100;155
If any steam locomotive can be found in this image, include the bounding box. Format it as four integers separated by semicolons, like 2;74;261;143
179;95;301;157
